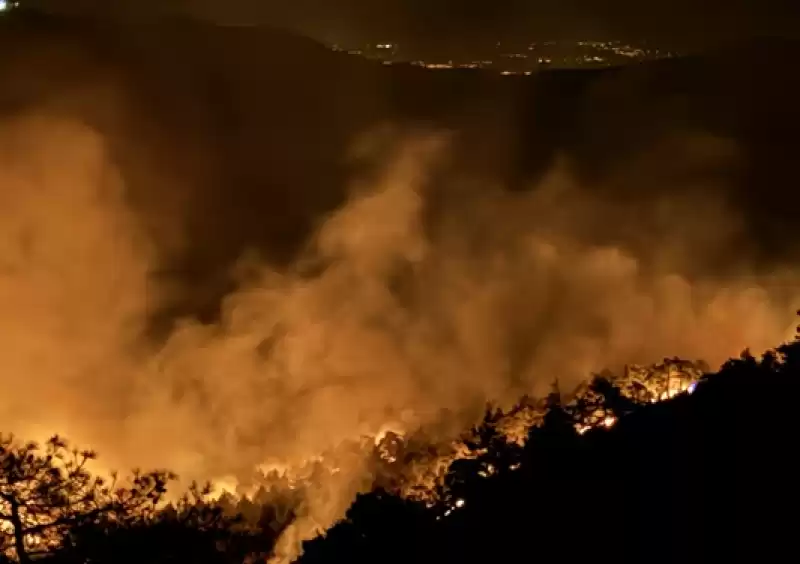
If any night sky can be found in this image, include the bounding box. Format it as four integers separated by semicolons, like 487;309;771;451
32;0;800;48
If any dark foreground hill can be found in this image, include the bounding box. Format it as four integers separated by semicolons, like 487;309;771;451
301;340;800;564
1;11;800;321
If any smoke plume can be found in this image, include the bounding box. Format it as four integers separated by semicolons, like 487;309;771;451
0;113;797;559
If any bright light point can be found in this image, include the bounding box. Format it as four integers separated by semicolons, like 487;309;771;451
603;416;617;428
454;498;466;508
0;1;8;12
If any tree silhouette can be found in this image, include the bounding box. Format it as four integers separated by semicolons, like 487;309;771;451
63;481;251;564
0;435;172;563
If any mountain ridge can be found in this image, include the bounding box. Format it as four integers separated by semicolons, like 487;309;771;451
1;9;799;322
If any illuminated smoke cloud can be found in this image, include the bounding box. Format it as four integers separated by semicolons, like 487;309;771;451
0;115;155;458
0;115;797;561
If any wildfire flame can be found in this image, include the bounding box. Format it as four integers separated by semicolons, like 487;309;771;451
206;359;704;529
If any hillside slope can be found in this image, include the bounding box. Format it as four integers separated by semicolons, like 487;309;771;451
1;11;799;320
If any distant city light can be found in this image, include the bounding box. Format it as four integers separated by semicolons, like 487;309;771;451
337;38;680;73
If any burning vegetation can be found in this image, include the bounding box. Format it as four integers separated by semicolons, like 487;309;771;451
0;345;795;564
208;358;708;511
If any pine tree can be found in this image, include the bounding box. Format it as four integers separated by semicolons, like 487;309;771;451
0;435;172;563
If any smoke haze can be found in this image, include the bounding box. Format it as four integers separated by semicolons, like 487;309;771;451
0;111;797;558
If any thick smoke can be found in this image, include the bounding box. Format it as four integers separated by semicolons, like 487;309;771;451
0;115;155;454
0;114;797;559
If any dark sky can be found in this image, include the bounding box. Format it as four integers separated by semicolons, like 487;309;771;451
32;0;800;47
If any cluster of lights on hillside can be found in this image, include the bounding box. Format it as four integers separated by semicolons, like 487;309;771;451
332;38;679;73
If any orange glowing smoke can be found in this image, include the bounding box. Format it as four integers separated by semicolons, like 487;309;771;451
0;116;798;564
